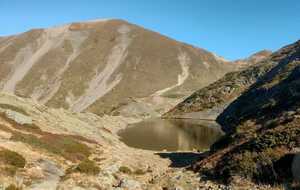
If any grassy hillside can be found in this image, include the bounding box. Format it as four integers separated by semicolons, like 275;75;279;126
193;40;300;188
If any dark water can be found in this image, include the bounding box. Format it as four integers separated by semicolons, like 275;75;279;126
118;118;224;151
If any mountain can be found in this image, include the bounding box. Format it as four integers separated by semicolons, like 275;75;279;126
193;40;300;186
0;19;236;116
164;50;272;120
234;50;272;68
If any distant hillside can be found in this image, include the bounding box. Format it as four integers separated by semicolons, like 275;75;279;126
0;19;236;116
233;50;272;68
164;50;272;120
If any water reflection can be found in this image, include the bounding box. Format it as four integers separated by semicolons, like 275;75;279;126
118;118;224;151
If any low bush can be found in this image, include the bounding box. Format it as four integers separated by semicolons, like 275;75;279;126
0;103;29;116
0;149;26;168
134;168;146;175
5;184;22;190
119;166;132;174
11;132;91;161
67;159;100;175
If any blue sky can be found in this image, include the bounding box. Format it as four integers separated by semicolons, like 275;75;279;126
0;0;299;60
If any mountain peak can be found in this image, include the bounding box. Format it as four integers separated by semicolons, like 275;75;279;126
0;19;236;116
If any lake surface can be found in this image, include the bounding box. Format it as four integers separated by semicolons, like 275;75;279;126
118;118;224;151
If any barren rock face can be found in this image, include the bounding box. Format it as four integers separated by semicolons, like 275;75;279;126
0;19;236;116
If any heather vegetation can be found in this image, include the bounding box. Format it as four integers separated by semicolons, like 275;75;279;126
67;159;100;175
0;149;26;176
0;103;29;116
11;132;91;161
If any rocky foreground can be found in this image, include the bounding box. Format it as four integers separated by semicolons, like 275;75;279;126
0;92;192;190
0;91;287;190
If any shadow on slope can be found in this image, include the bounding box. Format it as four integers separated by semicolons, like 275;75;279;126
156;151;208;168
217;40;300;133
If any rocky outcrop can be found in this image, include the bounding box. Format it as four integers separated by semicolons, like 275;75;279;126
0;92;212;190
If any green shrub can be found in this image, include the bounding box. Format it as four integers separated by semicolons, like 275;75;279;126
5;184;22;190
51;136;91;161
0;103;29;116
11;132;91;161
67;159;100;175
119;166;132;174
234;151;257;178
0;149;26;168
161;93;183;99
134;169;146;175
22;123;42;132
